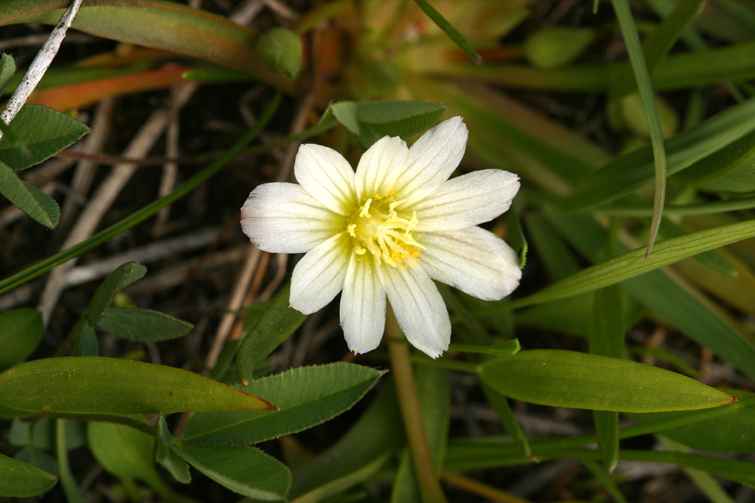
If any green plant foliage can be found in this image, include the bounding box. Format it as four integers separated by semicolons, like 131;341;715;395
0;453;57;497
413;0;481;63
97;307;193;342
0;357;275;414
627;390;755;453
256;28;303;79
87;418;160;485
184;363;382;446
171;443;290;500
0;162;60;228
237;283;307;382
86;262;147;326
478;350;734;412
0;105;89;171
156;416;191;484
524;27;594;70
0;53;15;95
0;308;43;371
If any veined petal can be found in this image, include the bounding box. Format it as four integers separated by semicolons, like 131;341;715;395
354;135;409;200
340;255;386;354
380;259;451;358
420;227;521;301
394;117;468;205
241;182;340;253
290;233;350;314
295;144;357;215
413;170;520;232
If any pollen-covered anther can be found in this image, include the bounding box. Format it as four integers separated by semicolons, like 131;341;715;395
348;196;424;267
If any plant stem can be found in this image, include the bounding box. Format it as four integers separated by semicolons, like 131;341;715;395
386;309;448;503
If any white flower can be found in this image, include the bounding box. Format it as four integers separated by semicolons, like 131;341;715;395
241;117;521;358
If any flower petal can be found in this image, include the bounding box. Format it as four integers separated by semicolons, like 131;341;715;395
413;170;520;232
295;144;357;215
290;233;350;314
241;182;340;253
420;227;521;301
380;259;451;358
340;255;386;354
394;116;468;205
354;135;409;200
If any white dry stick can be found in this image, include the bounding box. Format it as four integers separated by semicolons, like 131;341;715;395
0;0;83;136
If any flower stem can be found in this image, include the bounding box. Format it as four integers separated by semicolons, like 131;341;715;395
386;308;448;503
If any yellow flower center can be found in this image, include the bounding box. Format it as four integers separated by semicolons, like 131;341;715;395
346;193;423;267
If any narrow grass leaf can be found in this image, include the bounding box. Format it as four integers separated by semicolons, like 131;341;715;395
413;0;482;63
183;363;382;446
0;309;43;371
448;340;520;356
659;437;738;503
97;307;193;343
612;0;705;100
3;1;292;90
627;390;755;453
590;286;624;472
0;357;275;414
562;97;755;211
611;0;668;255
509;219;755;310
478;350;735;412
0;105;89;171
289;384;404;498
0;453;57;497
172;443;290;500
547;213;755;379
0;163;58;228
481;383;533;459
583;460;629;503
290;454;390;503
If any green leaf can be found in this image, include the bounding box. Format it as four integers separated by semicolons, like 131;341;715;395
611;0;668;254
97;307;193;343
391;366;450;503
590;286;624;472
237;283;306;383
0;53;15;95
509;219;755;310
356;100;447;139
0;357;275;414
87;418;158;483
548;213;755;379
171;443;290;500
524;27;594;70
329;101;361;135
674;128;755;194
481;383;533;460
0;162;59;228
291;454;389;503
184;363;382;446
182;67;254;82
627;390;755;453
156;416;191;484
413;0;481;64
448;340;520;356
478;350;735;412
0;105;89;171
86;262;147;326
256;28;302;79
0;308;43;371
289;383;404;498
562;97;755;211
0;453;57;497
3;1;292;90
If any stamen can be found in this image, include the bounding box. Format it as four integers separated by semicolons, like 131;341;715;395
347;223;357;237
359;199;372;218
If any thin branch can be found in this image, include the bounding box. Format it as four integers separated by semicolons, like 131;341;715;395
0;0;83;135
